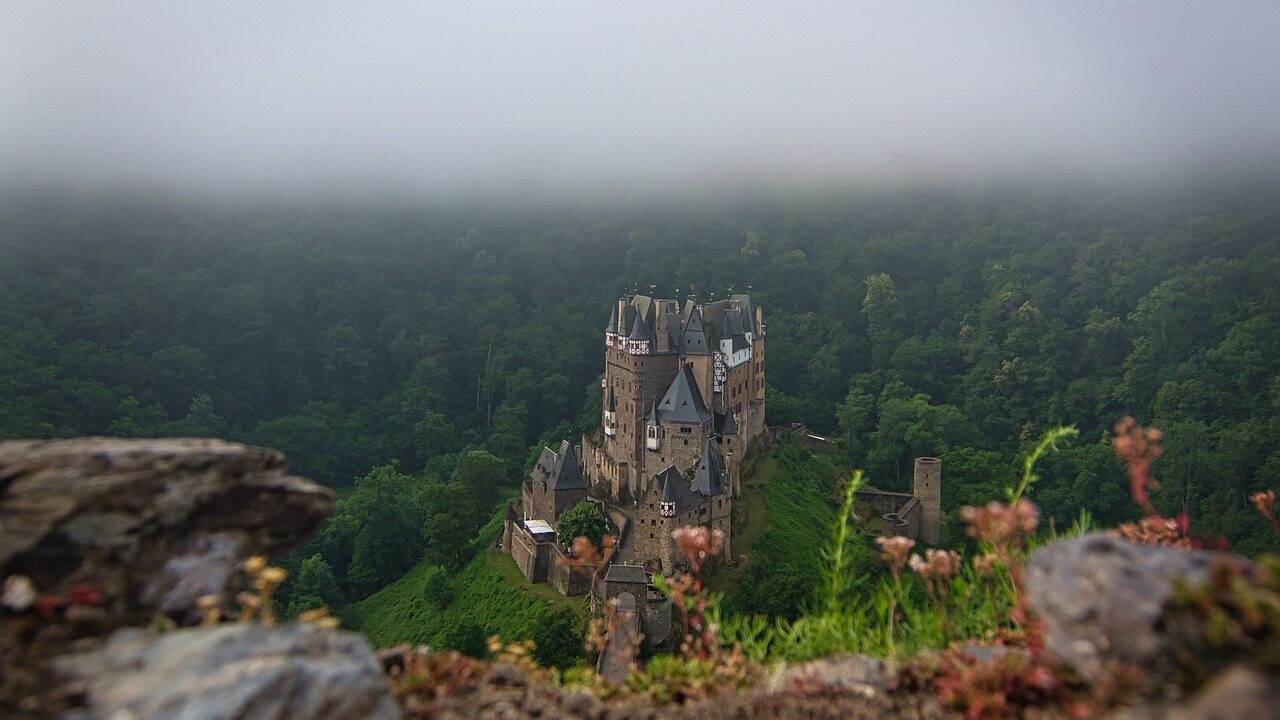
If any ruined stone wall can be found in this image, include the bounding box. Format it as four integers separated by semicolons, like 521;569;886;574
900;498;922;541
856;489;915;517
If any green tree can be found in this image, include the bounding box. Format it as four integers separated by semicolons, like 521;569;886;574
556;501;610;549
285;554;344;618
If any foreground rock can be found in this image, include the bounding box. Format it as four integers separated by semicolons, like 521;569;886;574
419;657;947;720
1025;534;1246;683
0;438;338;718
55;623;399;720
1109;664;1280;720
0;438;333;623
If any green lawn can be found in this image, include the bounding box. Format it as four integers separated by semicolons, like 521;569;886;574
341;550;586;649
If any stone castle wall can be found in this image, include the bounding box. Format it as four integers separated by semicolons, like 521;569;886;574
510;525;550;583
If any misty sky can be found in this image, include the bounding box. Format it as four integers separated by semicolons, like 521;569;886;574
3;1;1278;196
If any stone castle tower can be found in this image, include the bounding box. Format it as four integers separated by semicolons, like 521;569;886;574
584;293;766;571
913;457;942;545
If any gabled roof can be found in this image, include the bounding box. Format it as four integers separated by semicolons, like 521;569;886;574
632;295;654;325
691;436;726;497
681;307;710;355
530;440;585;491
655;365;712;425
715;411;738;436
657;464;704;514
604;563;649;584
552;440;585;490
620;303;636;337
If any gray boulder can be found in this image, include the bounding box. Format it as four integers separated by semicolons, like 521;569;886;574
56;623;399;720
0;438;333;623
1025;533;1239;681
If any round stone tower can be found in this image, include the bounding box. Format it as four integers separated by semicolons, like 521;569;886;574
501;503;517;555
913;457;942;545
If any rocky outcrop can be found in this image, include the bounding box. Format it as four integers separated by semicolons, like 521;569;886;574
1025;534;1241;682
0;438;361;719
0;438;333;624
55;623;399;720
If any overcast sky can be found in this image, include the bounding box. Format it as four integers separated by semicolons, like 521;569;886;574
3;1;1278;197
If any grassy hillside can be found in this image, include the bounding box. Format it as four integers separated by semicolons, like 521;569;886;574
717;439;878;619
341;550;586;651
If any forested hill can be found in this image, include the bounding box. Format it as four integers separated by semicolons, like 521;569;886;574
2;185;1279;558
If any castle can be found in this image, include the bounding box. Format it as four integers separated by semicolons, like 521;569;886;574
500;293;767;644
585;293;766;569
498;291;941;651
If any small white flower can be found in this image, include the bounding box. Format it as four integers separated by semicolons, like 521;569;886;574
2;575;37;612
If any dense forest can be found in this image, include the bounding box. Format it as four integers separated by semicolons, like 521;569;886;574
3;184;1279;617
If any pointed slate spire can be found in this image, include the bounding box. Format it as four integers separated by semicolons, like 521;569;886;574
628;308;654;342
656;365;712;425
691;436;726;497
660;468;680;503
605;304;618;334
645;401;658;425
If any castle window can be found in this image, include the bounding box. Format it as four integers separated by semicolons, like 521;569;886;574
650;532;654;538
680;427;691;434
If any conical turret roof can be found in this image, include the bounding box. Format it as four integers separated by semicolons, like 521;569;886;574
655;365;712;425
657;465;700;513
628;308;655;343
